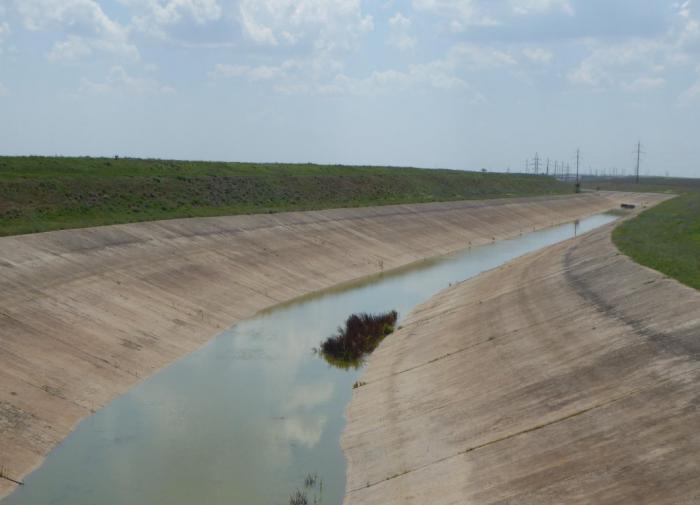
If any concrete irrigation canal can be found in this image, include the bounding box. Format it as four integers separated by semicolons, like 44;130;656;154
0;192;684;504
342;200;700;505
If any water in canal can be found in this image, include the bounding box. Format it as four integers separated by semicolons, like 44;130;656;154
3;214;617;505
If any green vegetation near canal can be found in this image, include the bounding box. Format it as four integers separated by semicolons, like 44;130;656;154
0;156;574;236
581;175;700;194
613;192;700;291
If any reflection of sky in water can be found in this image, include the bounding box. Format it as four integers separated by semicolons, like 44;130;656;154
3;214;617;505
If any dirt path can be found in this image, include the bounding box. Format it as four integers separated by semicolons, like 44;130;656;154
342;197;698;505
0;193;658;498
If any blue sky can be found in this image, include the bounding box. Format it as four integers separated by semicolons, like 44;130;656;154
0;0;699;177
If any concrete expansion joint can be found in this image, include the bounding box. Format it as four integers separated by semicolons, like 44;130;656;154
348;389;643;495
369;333;501;384
379;305;593;383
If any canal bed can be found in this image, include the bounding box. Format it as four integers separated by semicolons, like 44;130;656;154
2;213;617;505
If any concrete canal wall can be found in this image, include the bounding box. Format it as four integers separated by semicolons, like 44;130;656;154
0;192;659;498
342;194;697;505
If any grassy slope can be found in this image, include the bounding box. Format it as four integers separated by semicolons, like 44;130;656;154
613;192;700;290
581;176;700;194
0;156;574;236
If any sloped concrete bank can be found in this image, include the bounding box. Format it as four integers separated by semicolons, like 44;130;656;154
0;192;655;498
342;195;698;505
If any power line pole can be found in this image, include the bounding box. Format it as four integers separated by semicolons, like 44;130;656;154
546;158;550;175
534;153;540;175
576;148;580;183
635;141;642;184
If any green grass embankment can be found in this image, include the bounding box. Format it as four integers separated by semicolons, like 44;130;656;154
613;193;700;290
0;157;573;236
582;176;700;194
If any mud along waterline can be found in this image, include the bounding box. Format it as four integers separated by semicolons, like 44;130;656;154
1;213;619;505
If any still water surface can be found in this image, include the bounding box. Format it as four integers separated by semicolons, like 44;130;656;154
3;214;617;505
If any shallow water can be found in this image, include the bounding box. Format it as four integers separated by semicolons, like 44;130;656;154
3;213;617;505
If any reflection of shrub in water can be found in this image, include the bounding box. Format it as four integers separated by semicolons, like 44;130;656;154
289;489;308;505
319;311;398;368
304;473;319;488
289;473;323;505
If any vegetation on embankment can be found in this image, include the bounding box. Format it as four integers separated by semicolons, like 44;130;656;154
0;156;574;236
613;192;700;290
319;311;398;368
581;175;700;194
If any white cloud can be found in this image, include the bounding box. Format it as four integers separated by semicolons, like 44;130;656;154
126;0;222;25
450;42;517;69
212;41;517;97
14;0;138;59
568;2;700;94
334;61;468;94
679;65;700;105
238;5;277;45
568;40;664;88
47;35;92;61
238;0;373;49
358;14;374;32
622;76;666;92
319;42;515;95
212;62;290;81
510;0;573;16
79;65;174;95
412;0;499;28
522;47;553;63
0;21;9;54
680;79;700;104
123;0;223;39
678;0;700;36
388;12;416;50
212;55;340;92
412;0;572;28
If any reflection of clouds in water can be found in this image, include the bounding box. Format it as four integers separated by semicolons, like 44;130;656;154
219;348;274;360
284;382;334;412
274;382;334;451
219;312;341;468
281;415;328;449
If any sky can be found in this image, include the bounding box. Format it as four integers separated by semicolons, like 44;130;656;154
0;0;699;177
